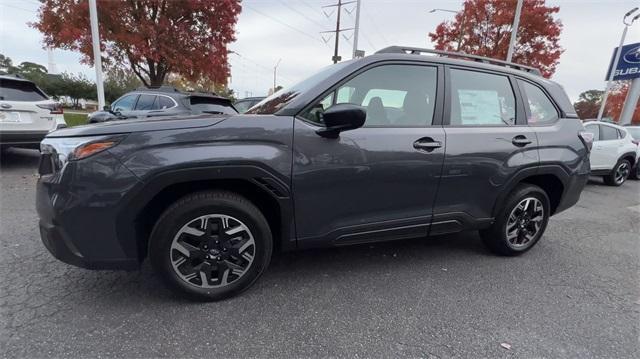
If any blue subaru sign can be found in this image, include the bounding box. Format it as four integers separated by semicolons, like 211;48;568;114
606;42;640;81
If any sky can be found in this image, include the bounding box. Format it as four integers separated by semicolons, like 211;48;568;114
1;0;639;102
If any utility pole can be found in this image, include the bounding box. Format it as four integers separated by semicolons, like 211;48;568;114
273;58;281;93
352;0;361;59
322;0;355;64
88;0;105;109
506;0;523;63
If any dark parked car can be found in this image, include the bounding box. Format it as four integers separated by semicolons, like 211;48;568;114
37;47;591;301
234;96;265;113
88;86;237;123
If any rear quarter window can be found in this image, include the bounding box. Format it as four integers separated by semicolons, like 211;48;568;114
0;79;48;101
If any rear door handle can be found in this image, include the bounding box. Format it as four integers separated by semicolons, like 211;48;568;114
413;137;442;152
512;135;532;147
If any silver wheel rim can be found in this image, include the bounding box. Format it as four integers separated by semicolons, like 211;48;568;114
505;197;545;249
170;214;255;289
615;162;629;184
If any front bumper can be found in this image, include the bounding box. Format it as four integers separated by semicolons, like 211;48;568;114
36;149;142;270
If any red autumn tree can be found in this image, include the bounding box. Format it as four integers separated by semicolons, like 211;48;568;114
32;0;241;87
606;82;640;124
429;0;563;78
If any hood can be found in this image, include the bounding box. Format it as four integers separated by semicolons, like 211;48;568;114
46;114;229;138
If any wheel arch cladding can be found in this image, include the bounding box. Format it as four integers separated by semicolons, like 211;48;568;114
519;174;564;215
115;167;294;263
619;152;636;168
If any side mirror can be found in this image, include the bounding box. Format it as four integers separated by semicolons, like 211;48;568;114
316;104;366;139
103;105;111;111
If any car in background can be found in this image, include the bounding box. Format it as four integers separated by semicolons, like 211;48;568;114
583;121;639;185
623;124;640;179
234;96;265;113
0;74;66;151
88;86;237;123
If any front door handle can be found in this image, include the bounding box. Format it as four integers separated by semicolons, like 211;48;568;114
512;135;532;147
413;137;442;152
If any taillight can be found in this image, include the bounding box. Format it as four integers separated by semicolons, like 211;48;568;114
632;139;640;146
578;131;594;152
37;103;64;115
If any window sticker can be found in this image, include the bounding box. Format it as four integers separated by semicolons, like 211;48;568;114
458;90;503;125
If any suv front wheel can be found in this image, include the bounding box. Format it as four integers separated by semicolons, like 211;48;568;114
149;190;272;301
480;184;550;256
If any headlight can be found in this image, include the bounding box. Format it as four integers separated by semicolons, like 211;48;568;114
41;135;126;166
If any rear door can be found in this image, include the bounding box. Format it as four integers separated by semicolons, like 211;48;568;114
292;62;445;246
583;123;606;169
434;67;539;226
598;124;623;169
0;78;55;132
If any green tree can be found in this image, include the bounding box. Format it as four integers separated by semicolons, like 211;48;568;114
574;90;604;120
58;73;97;109
0;54;19;74
104;68;141;104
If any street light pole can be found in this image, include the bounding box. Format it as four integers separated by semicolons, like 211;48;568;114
88;0;105;109
597;7;639;121
506;0;523;63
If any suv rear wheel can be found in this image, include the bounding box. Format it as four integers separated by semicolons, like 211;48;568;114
480;184;550;256
149;190;272;301
603;159;631;186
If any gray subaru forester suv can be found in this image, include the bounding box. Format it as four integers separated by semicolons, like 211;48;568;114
37;47;592;301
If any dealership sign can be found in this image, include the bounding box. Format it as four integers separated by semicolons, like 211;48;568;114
605;42;640;81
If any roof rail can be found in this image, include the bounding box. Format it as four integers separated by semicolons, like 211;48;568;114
135;85;181;93
376;46;542;76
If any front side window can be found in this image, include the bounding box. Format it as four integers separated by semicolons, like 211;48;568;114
518;80;559;124
113;94;138;112
300;64;438;127
450;69;516;126
600;125;619;141
135;94;158;110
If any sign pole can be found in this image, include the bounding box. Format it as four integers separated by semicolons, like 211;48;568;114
619;78;640;125
597;26;628;121
88;0;105;109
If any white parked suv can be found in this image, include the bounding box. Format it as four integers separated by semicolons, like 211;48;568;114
583;121;639;186
0;74;66;151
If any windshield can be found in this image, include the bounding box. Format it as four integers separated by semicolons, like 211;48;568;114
626;127;640;140
247;61;352;115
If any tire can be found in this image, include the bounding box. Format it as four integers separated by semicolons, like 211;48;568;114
149;190;272;301
603;159;631;186
480;184;550;256
630;163;640;180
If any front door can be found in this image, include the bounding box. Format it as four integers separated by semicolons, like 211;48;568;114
292;63;445;247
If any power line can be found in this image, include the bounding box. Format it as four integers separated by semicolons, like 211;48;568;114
322;0;356;63
278;0;328;30
244;4;326;45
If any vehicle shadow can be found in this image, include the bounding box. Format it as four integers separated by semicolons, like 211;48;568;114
0;148;40;171
60;231;491;306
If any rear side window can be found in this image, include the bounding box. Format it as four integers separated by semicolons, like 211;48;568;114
518;80;558;124
157;96;175;109
189;96;237;114
135;94;158;110
584;124;599;141
600;125;619;141
0;79;48;101
449;69;515;126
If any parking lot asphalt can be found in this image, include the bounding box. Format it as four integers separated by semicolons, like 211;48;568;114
1;147;639;358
